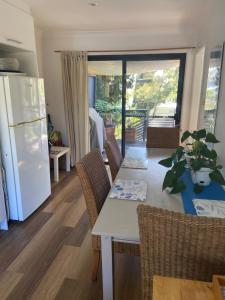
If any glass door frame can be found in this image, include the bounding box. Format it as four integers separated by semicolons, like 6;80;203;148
88;53;186;157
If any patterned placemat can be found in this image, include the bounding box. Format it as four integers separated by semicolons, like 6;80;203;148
109;179;147;201
121;158;148;169
193;199;225;218
181;170;225;215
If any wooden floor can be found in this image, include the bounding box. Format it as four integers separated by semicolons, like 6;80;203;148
0;169;141;300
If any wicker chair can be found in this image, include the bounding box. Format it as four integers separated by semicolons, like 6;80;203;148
76;149;139;281
104;136;123;181
137;204;225;300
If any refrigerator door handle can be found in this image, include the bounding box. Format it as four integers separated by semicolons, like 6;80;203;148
9;118;45;128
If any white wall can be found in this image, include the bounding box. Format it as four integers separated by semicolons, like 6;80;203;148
35;28;44;77
38;28;202;145
201;0;225;175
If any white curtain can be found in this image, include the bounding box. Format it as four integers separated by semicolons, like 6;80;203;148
61;51;89;166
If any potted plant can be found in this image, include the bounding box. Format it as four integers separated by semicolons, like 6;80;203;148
104;114;115;139
159;129;225;193
125;125;137;142
125;118;137;143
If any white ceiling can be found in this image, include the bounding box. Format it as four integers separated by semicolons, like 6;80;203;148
23;0;213;33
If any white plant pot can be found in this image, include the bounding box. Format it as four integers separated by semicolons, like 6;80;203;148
191;168;211;186
205;142;213;150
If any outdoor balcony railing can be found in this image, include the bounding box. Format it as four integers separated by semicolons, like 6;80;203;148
126;110;175;142
97;108;175;143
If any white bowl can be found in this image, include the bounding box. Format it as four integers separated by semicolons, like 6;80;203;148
0;58;20;71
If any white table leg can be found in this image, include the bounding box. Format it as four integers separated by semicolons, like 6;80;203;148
101;235;114;300
54;157;59;182
66;151;70;172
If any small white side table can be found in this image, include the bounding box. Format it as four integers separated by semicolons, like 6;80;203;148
50;146;71;182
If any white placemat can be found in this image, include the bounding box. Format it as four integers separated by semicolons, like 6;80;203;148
193;199;225;218
121;157;148;169
109;179;147;201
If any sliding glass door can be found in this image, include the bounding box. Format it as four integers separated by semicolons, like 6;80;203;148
88;54;186;156
125;58;184;149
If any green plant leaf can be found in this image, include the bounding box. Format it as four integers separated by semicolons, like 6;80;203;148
207;160;217;169
192;129;206;141
194;184;204;194
201;147;217;161
176;146;184;161
209;149;217;160
216;165;223;170
171;153;177;162
205;133;220;143
187;151;194;156
201;147;212;159
190;159;203;171
209;170;225;185
172;160;186;177
191;131;199;140
162;170;176;190
170;180;186;194
192;140;207;154
196;129;207;139
181;130;191;143
158;157;173;168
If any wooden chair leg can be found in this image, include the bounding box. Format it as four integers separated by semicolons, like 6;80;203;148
92;250;100;281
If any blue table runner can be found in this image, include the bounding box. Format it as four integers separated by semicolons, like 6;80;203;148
181;170;225;215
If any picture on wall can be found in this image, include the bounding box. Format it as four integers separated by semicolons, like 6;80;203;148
203;45;224;133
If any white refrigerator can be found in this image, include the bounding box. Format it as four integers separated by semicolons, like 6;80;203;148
0;75;51;221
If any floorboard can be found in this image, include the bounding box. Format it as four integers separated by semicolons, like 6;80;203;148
55;279;79;300
0;170;141;300
0;211;52;273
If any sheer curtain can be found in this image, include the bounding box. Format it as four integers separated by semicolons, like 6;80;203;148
61;51;89;166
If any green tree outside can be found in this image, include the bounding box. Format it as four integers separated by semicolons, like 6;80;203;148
95;67;179;139
132;68;178;113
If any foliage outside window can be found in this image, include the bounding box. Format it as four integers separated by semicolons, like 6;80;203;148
95;66;180;141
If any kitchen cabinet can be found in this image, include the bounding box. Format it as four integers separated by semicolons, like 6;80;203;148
0;0;36;51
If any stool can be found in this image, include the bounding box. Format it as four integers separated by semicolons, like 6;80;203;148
50;146;70;182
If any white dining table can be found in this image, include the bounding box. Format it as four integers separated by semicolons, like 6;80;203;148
92;147;184;300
